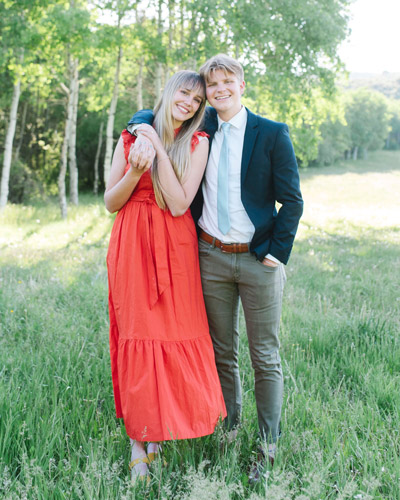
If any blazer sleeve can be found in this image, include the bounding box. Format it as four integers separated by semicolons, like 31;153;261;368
268;125;303;264
127;109;154;128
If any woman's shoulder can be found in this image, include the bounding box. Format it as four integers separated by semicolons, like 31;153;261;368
191;131;209;152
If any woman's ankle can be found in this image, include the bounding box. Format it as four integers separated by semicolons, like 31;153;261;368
131;440;146;458
147;442;160;454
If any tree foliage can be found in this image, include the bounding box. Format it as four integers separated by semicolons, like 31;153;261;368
1;0;375;207
344;88;391;159
386;100;400;150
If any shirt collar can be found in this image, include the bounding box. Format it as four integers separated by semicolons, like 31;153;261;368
217;106;247;131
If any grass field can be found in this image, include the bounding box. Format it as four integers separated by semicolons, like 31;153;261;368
1;150;399;499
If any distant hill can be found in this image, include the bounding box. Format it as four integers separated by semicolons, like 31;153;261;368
339;72;400;100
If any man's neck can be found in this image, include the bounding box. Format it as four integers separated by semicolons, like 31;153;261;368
217;105;243;123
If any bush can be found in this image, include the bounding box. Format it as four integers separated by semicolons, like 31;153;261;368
7;158;45;203
317;118;350;165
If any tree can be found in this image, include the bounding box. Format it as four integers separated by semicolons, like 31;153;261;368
93;119;104;195
98;0;134;186
0;0;354;205
103;45;123;186
0;52;23;209
386;100;400;150
45;0;91;215
344;89;391;159
0;0;50;209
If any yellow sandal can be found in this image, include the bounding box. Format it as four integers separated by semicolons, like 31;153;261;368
147;445;167;466
129;456;150;484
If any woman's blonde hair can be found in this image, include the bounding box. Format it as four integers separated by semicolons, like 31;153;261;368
152;70;206;209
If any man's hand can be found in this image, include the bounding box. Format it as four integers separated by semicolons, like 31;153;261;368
262;257;278;268
128;134;156;171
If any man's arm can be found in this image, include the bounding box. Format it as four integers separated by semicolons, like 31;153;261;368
268;125;303;264
126;109;157;168
127;109;154;133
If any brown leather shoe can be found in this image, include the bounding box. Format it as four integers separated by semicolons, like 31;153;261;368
248;447;274;485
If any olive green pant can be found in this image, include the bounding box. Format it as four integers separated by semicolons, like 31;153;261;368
198;238;286;443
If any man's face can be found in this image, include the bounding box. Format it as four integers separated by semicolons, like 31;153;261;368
205;69;245;121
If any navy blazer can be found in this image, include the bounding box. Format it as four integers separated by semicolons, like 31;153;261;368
127;107;303;264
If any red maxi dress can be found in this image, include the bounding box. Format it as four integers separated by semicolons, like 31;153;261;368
107;130;226;441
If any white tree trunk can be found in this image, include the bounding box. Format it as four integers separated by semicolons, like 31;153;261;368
352;146;359;160
58;65;75;219
68;58;79;205
155;0;163;102
165;0;174;82
0;72;22;209
155;63;162;103
93;120;104;195
58;127;70;219
137;56;144;110
103;46;123;186
15;100;28;162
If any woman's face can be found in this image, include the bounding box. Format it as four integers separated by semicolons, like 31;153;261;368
171;85;204;128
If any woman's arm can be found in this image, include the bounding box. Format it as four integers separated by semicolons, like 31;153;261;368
138;125;209;216
104;136;152;213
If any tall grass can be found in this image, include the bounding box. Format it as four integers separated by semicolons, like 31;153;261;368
1;151;399;499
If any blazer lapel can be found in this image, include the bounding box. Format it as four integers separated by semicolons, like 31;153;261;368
241;108;259;185
204;107;218;144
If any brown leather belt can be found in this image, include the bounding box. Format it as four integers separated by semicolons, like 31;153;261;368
199;230;250;253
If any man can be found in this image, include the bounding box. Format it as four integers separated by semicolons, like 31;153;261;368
128;54;303;482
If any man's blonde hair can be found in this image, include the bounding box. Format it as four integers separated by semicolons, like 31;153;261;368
199;54;244;83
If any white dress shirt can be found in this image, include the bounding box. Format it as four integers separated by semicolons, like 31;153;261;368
198;106;279;263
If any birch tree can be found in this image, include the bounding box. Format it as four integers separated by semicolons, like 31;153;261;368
58;85;73;219
101;0;134;186
154;0;164;101
58;56;78;218
0;52;23;209
0;0;49;208
93;120;104;195
46;0;90;215
103;45;123;186
68;56;80;205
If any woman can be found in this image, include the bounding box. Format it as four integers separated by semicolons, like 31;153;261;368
105;71;226;481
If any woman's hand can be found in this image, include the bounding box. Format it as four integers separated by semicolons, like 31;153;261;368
135;125;165;155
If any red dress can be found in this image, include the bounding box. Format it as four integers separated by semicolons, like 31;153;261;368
107;130;226;441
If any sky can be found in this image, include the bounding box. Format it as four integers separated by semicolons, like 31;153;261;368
338;0;400;74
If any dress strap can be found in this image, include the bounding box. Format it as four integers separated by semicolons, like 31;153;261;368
121;129;136;162
191;131;209;152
